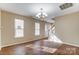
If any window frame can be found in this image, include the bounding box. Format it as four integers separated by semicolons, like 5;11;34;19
14;19;24;38
35;22;40;36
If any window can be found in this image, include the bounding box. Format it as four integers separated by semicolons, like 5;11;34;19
14;19;24;38
35;22;40;36
45;23;49;36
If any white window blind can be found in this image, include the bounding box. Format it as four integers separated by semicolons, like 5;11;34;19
14;19;24;38
35;22;40;36
45;23;49;36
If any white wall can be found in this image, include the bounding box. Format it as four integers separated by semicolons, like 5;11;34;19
1;10;46;47
55;12;79;46
0;9;1;49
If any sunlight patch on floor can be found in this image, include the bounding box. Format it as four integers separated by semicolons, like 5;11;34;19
25;44;57;53
48;34;63;43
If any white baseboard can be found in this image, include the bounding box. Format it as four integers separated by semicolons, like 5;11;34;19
1;37;47;48
63;42;79;47
1;41;29;48
1;39;36;48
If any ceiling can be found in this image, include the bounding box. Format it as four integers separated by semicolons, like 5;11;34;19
0;3;79;23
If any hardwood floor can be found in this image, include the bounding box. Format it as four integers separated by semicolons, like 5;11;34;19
0;39;79;55
54;44;79;55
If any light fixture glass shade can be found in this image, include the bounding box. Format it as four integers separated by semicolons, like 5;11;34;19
36;8;48;20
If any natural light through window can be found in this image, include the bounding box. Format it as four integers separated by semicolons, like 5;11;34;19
45;23;49;37
14;19;24;38
35;22;40;36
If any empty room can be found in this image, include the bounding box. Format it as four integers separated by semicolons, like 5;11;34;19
0;3;79;55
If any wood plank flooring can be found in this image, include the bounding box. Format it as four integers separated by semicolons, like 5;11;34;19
0;39;79;55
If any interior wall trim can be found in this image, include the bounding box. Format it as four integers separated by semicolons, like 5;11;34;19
1;37;48;48
63;42;79;47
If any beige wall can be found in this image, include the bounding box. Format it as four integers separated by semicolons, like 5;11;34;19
0;9;1;49
55;12;79;46
1;10;46;47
